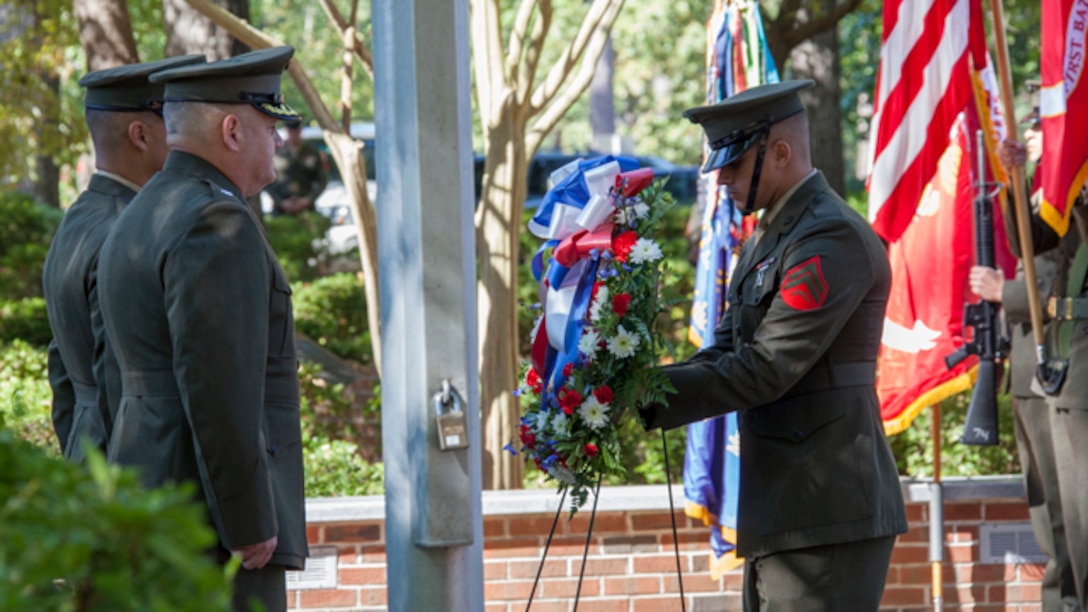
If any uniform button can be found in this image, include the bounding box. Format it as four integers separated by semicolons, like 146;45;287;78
268;444;278;456
793;428;804;439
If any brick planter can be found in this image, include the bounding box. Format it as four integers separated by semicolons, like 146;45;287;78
288;477;1042;611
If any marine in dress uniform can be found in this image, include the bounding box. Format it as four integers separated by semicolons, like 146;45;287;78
266;118;328;215
97;47;307;612
42;54;205;462
998;121;1088;611
639;80;908;612
970;98;1078;612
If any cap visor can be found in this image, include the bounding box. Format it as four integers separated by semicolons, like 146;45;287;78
255;100;300;121
701;133;760;173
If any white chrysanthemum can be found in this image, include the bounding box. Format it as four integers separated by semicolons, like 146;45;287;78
578;395;610;430
612;208;630;224
629;237;663;265
535;409;552;431
632;201;650;219
578;327;601;361
529;315;543;345
589;286;610;322
552;412;570;435
607;325;640;359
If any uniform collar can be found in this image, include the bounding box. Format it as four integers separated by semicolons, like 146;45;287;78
758;169;817;234
162;150;245;201
87;172;139;202
94;170;143;193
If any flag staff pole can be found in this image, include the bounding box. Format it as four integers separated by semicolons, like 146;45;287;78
988;0;1048;366
929;403;944;611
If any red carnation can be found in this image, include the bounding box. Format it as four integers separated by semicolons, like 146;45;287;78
612;230;639;263
583;443;599;458
593;385;614;404
526;368;540;387
563;363;574;377
612;293;631;317
519;424;536;448
558;387;583;415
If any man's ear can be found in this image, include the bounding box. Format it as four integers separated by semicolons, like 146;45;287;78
221;114;242;152
771;139;792;168
127;120;150;152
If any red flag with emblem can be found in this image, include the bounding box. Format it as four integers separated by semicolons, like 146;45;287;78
1037;0;1088;237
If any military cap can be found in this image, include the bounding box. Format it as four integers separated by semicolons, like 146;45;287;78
80;55;206;113
149;46;300;121
684;80;814;173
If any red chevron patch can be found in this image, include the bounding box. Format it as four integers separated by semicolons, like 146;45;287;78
780;256;828;311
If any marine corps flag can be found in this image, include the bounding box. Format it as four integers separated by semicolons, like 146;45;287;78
1037;0;1088;237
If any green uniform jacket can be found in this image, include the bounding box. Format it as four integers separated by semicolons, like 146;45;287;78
641;172;907;558
98;151;307;569
42;174;132;461
267;142;327;214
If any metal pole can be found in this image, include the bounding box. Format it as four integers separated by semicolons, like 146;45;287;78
374;1;483;610
930;403;944;611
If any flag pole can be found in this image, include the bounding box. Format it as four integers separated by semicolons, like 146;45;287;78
988;0;1048;365
929;403;944;611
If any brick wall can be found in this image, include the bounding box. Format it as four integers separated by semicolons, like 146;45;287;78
287;478;1044;611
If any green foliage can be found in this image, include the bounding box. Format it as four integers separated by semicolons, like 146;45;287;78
298;363;382;498
264;211;334;283
0;422;233;611
0;1;85;194
0;190;63;299
0;340;55;452
0;297;52;347
292;272;370;364
888;390;1020;478
303;439;384;498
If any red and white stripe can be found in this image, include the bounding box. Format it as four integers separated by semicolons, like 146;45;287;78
867;0;979;243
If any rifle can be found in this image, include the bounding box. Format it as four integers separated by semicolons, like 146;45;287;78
945;130;1008;445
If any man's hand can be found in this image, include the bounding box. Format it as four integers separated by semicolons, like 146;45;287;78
997;138;1028;171
231;535;278;570
969;265;1004;303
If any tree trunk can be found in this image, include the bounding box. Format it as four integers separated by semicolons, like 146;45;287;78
164;0;250;59
476;109;528;490
787;22;845;195
73;0;138;71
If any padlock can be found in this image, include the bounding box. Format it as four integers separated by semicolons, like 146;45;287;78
434;381;469;451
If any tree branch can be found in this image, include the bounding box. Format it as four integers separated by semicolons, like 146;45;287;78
528;0;622;113
528;0;623;151
783;0;864;50
505;0;536;86
518;0;551;106
316;0;374;83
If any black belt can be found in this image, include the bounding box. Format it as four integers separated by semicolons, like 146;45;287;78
1047;296;1088;321
781;362;877;399
122;360;298;403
